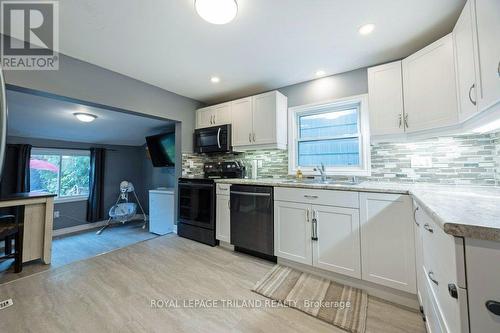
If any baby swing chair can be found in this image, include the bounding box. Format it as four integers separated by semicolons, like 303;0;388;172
96;180;147;235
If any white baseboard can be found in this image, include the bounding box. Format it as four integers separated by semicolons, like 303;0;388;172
53;214;148;237
53;220;109;237
278;258;419;310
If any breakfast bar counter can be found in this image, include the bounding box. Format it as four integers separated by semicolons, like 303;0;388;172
0;192;56;264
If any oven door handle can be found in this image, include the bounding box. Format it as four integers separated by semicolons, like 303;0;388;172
230;191;271;197
217;128;221;149
179;183;214;188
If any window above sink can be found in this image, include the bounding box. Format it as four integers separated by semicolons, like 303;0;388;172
288;94;371;177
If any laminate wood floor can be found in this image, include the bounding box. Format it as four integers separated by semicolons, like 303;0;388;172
0;221;157;284
0;235;426;333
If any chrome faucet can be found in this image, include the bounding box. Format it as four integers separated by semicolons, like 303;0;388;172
314;162;327;182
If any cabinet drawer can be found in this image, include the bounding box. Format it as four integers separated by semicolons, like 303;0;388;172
274;187;359;208
216;183;231;195
417;204;468;333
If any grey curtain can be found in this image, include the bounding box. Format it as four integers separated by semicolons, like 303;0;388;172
0;144;32;196
86;148;105;222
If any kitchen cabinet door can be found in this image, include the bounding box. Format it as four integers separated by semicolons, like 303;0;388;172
213;102;231;126
252;91;277;145
231;97;253;147
196;106;214;129
473;0;500;112
274;201;312;265
453;0;479;121
216;194;230;243
413;204;425;307
360;193;416;293
312;205;361;279
368;61;406;135
402;34;458;132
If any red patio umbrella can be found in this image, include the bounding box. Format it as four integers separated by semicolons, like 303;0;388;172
30;159;59;173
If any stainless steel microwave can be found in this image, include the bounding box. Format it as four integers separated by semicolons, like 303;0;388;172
194;124;232;153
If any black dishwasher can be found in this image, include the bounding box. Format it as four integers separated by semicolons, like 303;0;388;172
230;185;275;261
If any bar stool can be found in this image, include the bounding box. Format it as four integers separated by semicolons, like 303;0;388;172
0;207;24;273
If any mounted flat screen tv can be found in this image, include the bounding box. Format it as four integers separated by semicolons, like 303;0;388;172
146;131;175;167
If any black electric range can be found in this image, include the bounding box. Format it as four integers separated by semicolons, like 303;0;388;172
177;161;245;246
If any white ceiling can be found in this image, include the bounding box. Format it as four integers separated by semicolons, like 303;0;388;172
57;0;463;103
6;90;173;146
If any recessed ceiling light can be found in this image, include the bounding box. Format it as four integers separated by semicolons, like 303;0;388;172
74;113;97;122
195;0;238;25
358;23;375;35
316;70;326;77
210;76;220;83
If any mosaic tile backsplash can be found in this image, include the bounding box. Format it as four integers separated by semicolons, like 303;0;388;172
183;132;500;185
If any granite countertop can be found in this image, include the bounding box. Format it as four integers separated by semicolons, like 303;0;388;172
214;178;500;242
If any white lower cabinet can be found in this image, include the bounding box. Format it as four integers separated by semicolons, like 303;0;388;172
216;194;230;243
359;193;416;293
274;189;361;278
312;205;361;278
274;201;312;265
415;201;469;333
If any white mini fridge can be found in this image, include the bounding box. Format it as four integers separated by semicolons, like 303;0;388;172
149;189;174;235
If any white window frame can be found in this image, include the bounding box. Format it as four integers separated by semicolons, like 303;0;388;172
288;94;371;177
31;148;91;203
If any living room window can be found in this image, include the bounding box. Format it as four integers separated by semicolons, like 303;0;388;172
30;148;91;202
288;95;371;176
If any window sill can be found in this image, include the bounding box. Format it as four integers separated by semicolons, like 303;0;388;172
54;196;89;204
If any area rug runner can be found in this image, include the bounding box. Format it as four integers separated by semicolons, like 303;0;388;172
252;265;368;333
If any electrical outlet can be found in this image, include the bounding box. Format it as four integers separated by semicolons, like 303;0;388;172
0;298;13;310
54;211;60;218
189;160;194;168
411;156;433;168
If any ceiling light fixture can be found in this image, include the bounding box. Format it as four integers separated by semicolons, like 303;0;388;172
210;76;220;83
195;0;238;25
358;23;375;35
74;113;97;123
316;70;326;77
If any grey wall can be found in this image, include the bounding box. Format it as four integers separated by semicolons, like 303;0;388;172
1;35;203;153
277;68;368;107
6;136;173;229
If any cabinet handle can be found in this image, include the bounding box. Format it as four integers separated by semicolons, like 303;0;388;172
304;195;319;199
448;284;458;299
486;300;500;316
398;114;403;128
404;113;409;128
428;271;439;285
423;223;433;233
248;133;252;143
413;206;419;226
497;60;500;78
311;212;318;241
468;83;477;106
306;208;310;222
252;133;256;142
227;199;230;210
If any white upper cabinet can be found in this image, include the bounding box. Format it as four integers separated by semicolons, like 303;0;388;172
402;34;459;132
231;97;253;146
359;193;416;294
196;106;214;128
472;0;500;112
232;91;287;150
453;0;479;121
368;61;405;135
195;103;231;129
212;103;231;125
